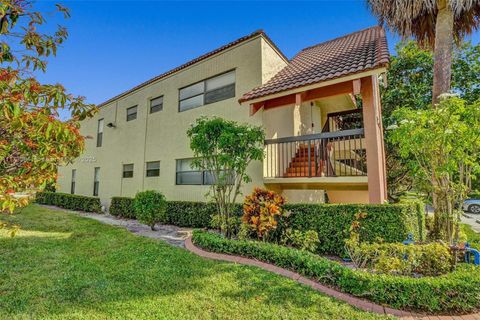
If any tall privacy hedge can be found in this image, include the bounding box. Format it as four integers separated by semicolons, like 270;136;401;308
284;201;425;255
107;196;424;255
36;191;101;213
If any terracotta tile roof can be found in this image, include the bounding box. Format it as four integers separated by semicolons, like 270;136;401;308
97;30;287;108
239;26;389;103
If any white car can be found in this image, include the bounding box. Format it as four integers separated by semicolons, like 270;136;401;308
463;199;480;214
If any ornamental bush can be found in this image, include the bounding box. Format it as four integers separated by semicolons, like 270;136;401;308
110;197;136;218
242;188;286;240
280;229;320;253
345;241;453;276
284;200;425;255
192;230;480;313
166;202;242;227
35;191;101;213
133;191;167;230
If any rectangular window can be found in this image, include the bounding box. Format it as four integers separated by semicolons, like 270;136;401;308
149;96;163;113
179;70;235;112
93;167;100;196
71;169;76;194
126;106;137;121
123;164;134;178
175;158;232;185
146;161;160;177
97;119;104;147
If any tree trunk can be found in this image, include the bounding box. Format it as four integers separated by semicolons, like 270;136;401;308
432;0;454;105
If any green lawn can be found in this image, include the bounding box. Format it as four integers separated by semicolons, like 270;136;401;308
0;205;389;320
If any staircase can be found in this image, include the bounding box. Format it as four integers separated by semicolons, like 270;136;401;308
283;139;366;178
284;144;323;177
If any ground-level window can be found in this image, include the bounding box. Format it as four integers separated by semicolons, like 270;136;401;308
93;167;100;196
126;106;137;121
71;169;76;194
175;158;217;185
146;161;160;177
123;164;134;178
178;70;235;112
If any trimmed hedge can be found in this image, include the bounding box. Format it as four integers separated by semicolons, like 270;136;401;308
36;191;101;213
165;201;242;227
107;198;242;227
110;197;136;218
109;197;425;255
192;230;480;313
283;201;425;255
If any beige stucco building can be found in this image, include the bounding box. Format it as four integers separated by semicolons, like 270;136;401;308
57;27;389;208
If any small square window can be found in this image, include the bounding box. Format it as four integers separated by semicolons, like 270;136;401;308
150;96;163;114
146;161;160;177
123;163;134;178
126;106;137;121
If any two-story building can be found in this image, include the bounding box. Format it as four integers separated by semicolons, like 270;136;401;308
57;26;389;208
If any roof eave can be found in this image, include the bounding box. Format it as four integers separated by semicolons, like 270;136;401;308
97;30;286;108
239;65;388;105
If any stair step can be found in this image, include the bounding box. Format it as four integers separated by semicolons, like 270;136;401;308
283;172;323;177
290;161;318;167
286;167;317;174
292;156;317;162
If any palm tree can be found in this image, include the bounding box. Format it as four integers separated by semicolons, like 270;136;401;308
368;0;480;104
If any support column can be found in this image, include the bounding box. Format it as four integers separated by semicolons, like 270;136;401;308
361;75;387;204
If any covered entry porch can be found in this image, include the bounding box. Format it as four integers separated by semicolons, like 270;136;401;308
240;26;390;204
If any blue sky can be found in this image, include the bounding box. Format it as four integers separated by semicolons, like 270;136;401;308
34;1;479;119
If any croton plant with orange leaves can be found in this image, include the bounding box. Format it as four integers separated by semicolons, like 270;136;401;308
242;188;286;240
0;1;96;213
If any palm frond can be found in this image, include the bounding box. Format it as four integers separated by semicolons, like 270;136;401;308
367;0;480;48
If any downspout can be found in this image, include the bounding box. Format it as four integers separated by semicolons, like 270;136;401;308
142;101;149;190
116;101;123;197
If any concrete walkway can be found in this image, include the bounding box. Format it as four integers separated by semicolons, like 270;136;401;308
462;212;480;233
40;205;191;247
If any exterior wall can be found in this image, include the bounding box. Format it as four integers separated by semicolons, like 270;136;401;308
283;189;325;204
58;35;285;208
261;38;288;83
327;190;369;204
57;33;383;207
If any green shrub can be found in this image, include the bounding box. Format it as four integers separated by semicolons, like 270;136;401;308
283;201;425;255
165;201;242;227
110;197;136;218
133;191;167;230
467;192;480;199
111;197;424;254
211;214;240;235
280;229;319;253
345;240;453;276
35;191;101;213
192;230;480;313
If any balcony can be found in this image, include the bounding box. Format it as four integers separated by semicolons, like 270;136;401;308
264;128;367;186
244;75;387;203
